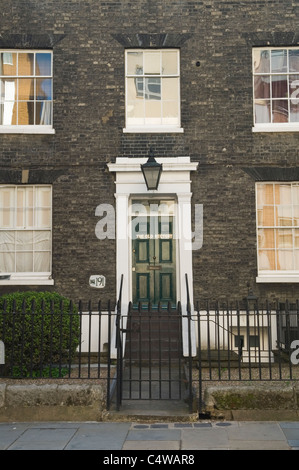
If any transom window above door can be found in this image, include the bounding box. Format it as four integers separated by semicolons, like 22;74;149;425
253;47;299;132
124;49;183;133
0;50;54;134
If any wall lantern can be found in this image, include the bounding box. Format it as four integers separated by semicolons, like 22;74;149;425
141;148;163;190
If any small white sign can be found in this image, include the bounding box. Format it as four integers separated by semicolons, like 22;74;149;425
89;275;106;289
0;341;4;365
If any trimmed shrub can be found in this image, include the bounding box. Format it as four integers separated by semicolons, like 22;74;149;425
0;291;80;378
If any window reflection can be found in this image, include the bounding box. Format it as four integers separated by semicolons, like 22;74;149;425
254;48;299;125
257;182;299;272
126;49;180;127
0;51;52;126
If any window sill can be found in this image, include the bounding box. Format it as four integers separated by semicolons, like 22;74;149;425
256;275;299;283
123;127;184;134
252;124;299;133
0;276;54;286
0;126;55;134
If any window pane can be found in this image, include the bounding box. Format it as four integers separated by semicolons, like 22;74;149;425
258;228;275;248
16;252;33;272
290;99;299;122
3;103;17;126
36;53;52;76
249;336;259;348
162;51;178;75
276;206;293;226
34;231;51;250
18;53;34;76
295;250;299;269
271;49;287;73
144;77;161;100
277;250;294;270
34;251;50;272
289;50;299;72
16;231;33;251
36;187;51;207
257;183;268;204
1;79;17;100
272;100;288;122
36;78;52;100
276;229;293;248
0;231;15;251
272;75;288;98
0;52;17;75
254;76;270;99
0;189;14;227
144;51;160;75
162;101;179;120
0;83;17;125
255;100;270;123
127;52;143;75
253;49;270;73
145;100;161;123
258;206;274;226
127;100;144;124
127;77;141;100
0;252;15;272
18;78;34;100
162;77;178;100
289;74;299;99
35;208;51;228
293;185;299;203
18;101;34;125
275;184;292;204
295;229;299;247
258;250;276;270
36;101;52;125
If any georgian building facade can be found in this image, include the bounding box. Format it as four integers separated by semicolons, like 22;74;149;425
1;0;299;309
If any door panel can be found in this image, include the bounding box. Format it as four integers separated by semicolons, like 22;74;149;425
132;205;176;306
136;273;150;302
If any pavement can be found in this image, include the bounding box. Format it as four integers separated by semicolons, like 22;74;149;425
1;420;299;451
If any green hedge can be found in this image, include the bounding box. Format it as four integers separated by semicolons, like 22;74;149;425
0;291;80;378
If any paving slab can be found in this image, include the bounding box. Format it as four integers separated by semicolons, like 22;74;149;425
65;422;131;450
181;427;230;449
7;427;78;450
227;422;287;442
126;428;181;442
228;440;290;450
0;423;29;450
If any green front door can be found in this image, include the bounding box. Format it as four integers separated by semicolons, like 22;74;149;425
131;200;176;307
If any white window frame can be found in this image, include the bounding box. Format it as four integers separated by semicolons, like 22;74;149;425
0;50;55;134
252;47;299;132
256;181;299;283
0;185;54;285
124;49;184;133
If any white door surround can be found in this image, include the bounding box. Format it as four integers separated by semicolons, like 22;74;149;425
108;156;199;316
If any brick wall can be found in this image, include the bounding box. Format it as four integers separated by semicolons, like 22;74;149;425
1;0;299;302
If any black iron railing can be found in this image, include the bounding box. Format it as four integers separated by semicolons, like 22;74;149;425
1;291;299;415
0;298;117;410
192;299;299;417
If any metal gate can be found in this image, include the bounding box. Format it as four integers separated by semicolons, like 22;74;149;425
115;301;192;411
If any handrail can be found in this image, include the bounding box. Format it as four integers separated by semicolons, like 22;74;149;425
185;273;193;413
117;274;124;314
115;274;124;411
185;273;191;316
